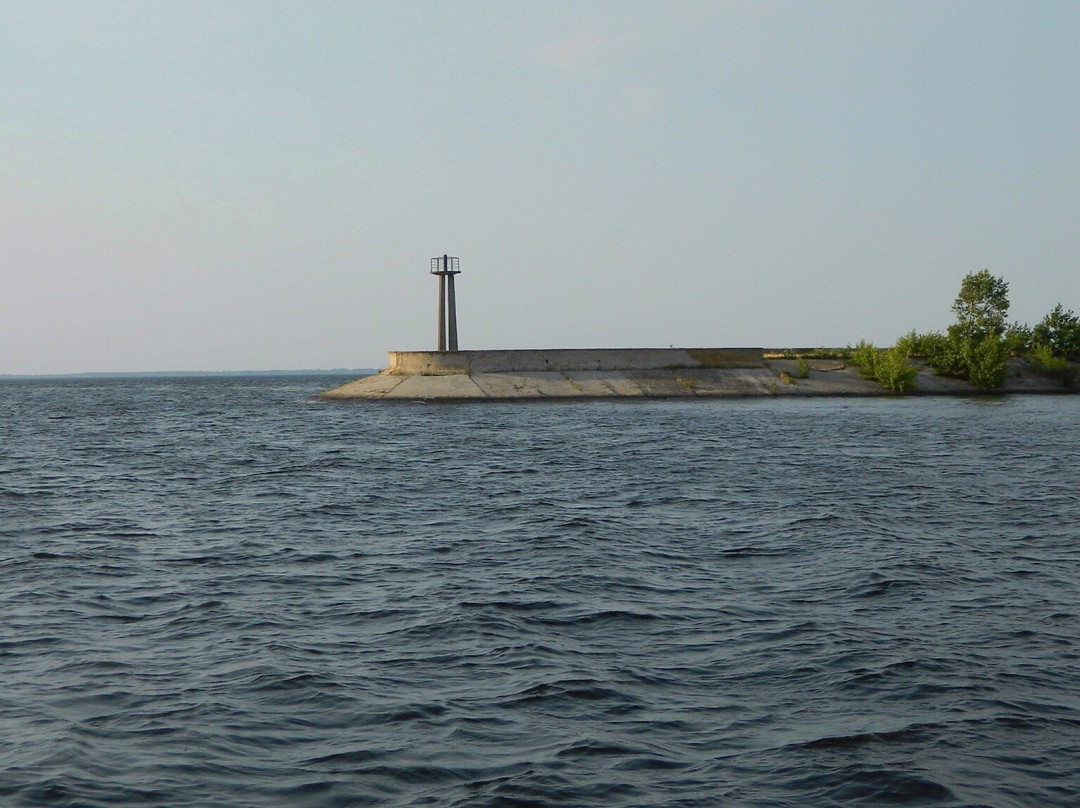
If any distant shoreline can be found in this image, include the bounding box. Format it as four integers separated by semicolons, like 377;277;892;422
0;369;375;381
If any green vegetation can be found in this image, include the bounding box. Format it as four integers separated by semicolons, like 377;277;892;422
949;269;1009;343
771;356;809;386
851;340;917;393
1032;304;1080;360
964;335;1010;389
856;270;1078;392
767;271;1074;394
770;348;851;360
934;270;1011;387
1003;322;1033;356
1029;344;1076;389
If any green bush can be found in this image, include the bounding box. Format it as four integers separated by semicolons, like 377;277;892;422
894;330;919;357
851;340;916;393
923;331;1009;388
965;336;1009;388
876;346;917;393
923;332;968;377
911;331;946;357
1029;344;1076;389
793;356;810;379
1032;304;1080;360
851;340;879;377
1003;322;1033;356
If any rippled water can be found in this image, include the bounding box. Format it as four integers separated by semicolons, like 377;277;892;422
2;376;1078;807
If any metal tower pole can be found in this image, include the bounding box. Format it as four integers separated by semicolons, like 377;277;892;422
437;272;446;352
447;272;458;352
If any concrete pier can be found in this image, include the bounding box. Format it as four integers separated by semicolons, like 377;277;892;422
386;348;764;375
318;347;782;400
316;350;1074;401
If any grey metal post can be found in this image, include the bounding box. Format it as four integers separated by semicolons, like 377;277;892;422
437;272;446;352
447;271;458;352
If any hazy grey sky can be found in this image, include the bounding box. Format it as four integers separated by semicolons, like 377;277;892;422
3;1;1078;373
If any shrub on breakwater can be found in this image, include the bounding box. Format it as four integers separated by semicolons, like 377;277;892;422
851;340;916;393
1028;344;1077;389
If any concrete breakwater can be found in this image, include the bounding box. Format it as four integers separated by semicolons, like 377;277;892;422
386;348;763;375
316;348;1076;401
318;348;764;400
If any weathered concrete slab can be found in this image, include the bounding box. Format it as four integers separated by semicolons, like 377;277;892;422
676;368;784;396
766;360;885;396
563;371;647;396
996;359;1069;393
662;369;723;396
629;370;701;397
317;372;405;399
380;373;488;399
787;372;886;396
719;368;794;396
471;372;581;398
910;369;982;395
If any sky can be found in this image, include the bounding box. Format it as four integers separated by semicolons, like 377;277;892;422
2;1;1078;374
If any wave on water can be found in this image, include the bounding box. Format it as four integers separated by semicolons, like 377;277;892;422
1;378;1078;806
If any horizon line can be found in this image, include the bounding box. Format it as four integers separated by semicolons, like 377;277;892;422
0;368;376;380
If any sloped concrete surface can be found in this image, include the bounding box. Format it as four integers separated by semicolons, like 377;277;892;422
383;373;488;399
317;372;406;399
317;353;1077;401
563;371;648;397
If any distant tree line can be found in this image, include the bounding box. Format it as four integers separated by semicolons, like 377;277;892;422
854;270;1079;392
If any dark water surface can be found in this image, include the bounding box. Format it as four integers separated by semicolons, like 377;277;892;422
2;376;1078;807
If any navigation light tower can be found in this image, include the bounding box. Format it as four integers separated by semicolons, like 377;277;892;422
430;255;461;352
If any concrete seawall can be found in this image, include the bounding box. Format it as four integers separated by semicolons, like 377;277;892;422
320;348;766;400
316;350;1074;401
386;348;763;375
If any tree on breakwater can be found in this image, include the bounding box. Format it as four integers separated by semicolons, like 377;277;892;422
1033;305;1080;361
857;270;1079;391
950;269;1010;342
